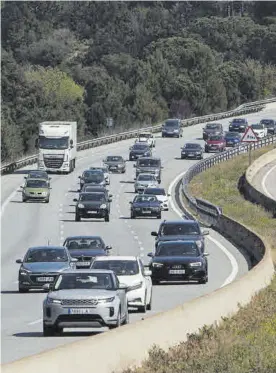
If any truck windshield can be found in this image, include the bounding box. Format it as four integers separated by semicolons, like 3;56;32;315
39;136;69;150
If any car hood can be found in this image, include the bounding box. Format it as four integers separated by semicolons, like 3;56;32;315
130;149;149;154
82;179;104;185
225;137;240;141
117;274;142;286
206;140;224;144
133;201;160;207
23;262;69;272
105;161;124;166
68;249;106;257
164;127;178;131
204;128;220;133
152;256;203;264
252;128;264;133
24;187;49;193
157;235;202;242
49;289;116;300
136;180;157;185
79;201;106;208
182;148;201;152
231;122;245;126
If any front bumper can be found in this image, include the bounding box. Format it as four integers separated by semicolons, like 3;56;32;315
151;266;207;282
77;208;108;218
127;288;146;307
205;145;223;152
107;165;125;172
19;272;59;290
132;208;161;216
162;131;179;137
43;302;120;328
229;127;246;132
181;152;202;159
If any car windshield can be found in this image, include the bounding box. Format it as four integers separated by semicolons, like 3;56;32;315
164;120;179;127
139;134;151;138
64;238;104;250
83;186;106;193
160;223;200;236
28;171;48;179
134;195;158;203
156;242;200;257
106;156;123;162
92;260;139;275
206;123;220;129
137;159;160;167
83;172;104;182
54;273;115;290
90;167;108;173
251;124;263;129
25;248;68;262
225;132;240;138
26;180;48;188
133;144;148;150
260;120;274;126
232;119;245;124
184;143;201;149
79;193;106;201
144;188;165;196
209;135;222;141
138;174;155;181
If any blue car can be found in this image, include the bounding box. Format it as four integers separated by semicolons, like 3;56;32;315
130;194;162;219
224;132;242;147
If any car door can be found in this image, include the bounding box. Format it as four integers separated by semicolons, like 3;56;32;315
139;259;152;304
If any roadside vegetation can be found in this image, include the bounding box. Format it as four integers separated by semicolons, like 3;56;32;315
121;145;276;373
2;1;276;161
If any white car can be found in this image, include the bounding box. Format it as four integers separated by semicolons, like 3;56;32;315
143;187;170;210
91;256;152;312
135;132;155;148
251;123;268;139
90;166;110;185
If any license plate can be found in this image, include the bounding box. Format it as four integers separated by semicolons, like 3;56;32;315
110;167;117;170
88;210;98;213
68;308;94;314
37;277;54;282
143;210;152;214
188;154;194;157
169;270;185;274
77;262;90;266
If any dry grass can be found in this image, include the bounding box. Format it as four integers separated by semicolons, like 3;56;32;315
120;145;276;373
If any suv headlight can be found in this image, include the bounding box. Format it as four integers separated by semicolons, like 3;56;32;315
189;262;202;267
100;204;107;209
48;298;62;304
129;281;143;291
152;262;163;268
41;191;48;196
78;204;85;208
20;269;30;276
196;240;203;249
97;297;115;303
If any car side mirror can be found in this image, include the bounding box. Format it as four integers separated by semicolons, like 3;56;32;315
129;201;133;204
49;178;52;180
202;230;209;236
144;269;152;276
109;194;113;198
73;198;78;202
134;178;136;180
20;185;23;188
16;259;23;264
151;231;158;236
105;245;112;250
167;193;171;197
147;252;153;257
203;252;210;257
71;257;78;262
42;283;53;291
108;198;112;202
24;176;27;179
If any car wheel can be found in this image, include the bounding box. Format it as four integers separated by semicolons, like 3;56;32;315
45;198;49;203
122;309;129;325
22;197;27;203
137;293;147;313
146;290;152;311
152;279;159;285
109;308;121;329
75;213;81;222
131;212;135;219
55;326;63;336
43;323;55;337
105;214;110;222
157;213;161;219
19;286;29;293
198;276;208;284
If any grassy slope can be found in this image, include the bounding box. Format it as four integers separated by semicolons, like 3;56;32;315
122;145;276;373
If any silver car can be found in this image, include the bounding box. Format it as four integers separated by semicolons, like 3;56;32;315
42;269;129;336
134;173;158;193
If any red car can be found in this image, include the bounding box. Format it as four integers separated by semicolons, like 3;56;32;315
205;135;226;153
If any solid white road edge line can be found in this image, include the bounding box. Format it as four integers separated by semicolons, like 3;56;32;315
261;163;276;200
168;170;238;288
28;319;42;325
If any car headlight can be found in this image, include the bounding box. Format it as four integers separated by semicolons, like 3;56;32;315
129;281;143;291
100;204;107;209
152;262;163;267
173;129;178;132
152;207;160;211
78;204;85;208
189;262;202;267
196;240;203;249
41;191;48;196
48;298;62;304
195;152;201;154
97;297;115;303
118;164;123;168
20;269;30;275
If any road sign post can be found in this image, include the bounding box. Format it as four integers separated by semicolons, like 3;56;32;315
240;126;258;165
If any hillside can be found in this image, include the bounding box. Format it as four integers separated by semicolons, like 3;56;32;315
1;1;276;161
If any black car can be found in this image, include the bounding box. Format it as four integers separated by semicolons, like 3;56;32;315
151;220;209;251
148;240;209;284
260;119;276;135
229;118;248;132
103;155;126;173
81;184;112;200
78;170;106;190
73;192;111;222
130;195;162;219
129;143;152;161
202;122;223;140
63;236;112;268
181;143;203;159
134;157;162;183
162;119;183;138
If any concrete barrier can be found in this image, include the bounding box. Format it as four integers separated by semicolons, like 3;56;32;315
242;149;276;216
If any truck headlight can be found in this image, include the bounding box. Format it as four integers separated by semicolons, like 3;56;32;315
100;204;107;209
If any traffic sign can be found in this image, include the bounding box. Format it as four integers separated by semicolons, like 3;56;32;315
241;126;258;142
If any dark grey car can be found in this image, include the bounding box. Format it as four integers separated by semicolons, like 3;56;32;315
134;157;162;183
202;122;223;140
181;143;203;159
103;155;126;173
74;192;111;222
16;246;77;292
162;119;183;138
129;143;152;161
260;119;276;135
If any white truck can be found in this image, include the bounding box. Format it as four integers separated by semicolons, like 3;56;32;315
36;121;77;173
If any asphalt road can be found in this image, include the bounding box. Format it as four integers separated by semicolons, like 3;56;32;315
251;158;276;201
2;103;276;364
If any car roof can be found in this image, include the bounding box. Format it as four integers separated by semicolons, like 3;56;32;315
61;269;115;274
161;220;199;225
93;256;138;261
27;246;66;251
64;236;103;240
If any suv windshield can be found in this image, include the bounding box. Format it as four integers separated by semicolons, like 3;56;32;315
225;132;240;138
260;120;274;126
184;143;201;149
137;159;160;167
144;188;165;196
26;180;48;188
25;248;68;262
79;193;106;202
160;223;200;236
206;123;220;129
64;238;104;250
134;195;158;203
156;243;200;257
232;119;246;124
133;144;148;150
54;273;115;290
90;167;108;173
164;120;179;127
92;260;139;275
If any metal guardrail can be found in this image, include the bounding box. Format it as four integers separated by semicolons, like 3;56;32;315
1;97;275;175
182;134;276;219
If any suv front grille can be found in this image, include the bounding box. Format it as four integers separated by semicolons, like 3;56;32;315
61;299;98;306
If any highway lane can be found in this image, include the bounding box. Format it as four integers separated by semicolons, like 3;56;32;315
251;159;276;201
2;104;275;364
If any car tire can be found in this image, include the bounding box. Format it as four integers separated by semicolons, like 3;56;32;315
109;309;121;329
19;286;29;293
131;212;135;219
157;213;161;219
152;279;159;285
198;276;208;284
146;291;152;311
75;214;81;222
43;323;55;337
122;310;129;325
181;155;184;159
137;293;147;313
45;198;49;203
22;197;27;203
105;214;110;222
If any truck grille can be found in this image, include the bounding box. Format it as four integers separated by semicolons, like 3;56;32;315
61;299;98;306
44;155;64;169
